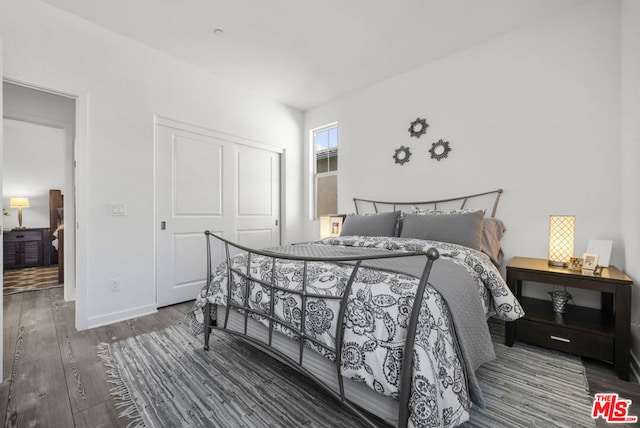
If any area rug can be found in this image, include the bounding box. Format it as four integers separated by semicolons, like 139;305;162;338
3;266;61;295
99;321;595;428
465;321;595;427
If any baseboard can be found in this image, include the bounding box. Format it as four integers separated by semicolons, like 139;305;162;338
87;303;158;329
630;349;640;384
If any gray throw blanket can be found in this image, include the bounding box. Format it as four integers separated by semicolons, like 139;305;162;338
263;244;495;408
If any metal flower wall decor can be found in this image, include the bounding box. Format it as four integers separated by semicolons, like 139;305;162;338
394;116;454;165
393;146;412;165
408;118;428;138
429;139;452;161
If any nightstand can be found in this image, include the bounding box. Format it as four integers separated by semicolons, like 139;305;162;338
3;228;50;269
505;256;632;381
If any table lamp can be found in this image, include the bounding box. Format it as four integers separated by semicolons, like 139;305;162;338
10;197;30;229
548;215;575;267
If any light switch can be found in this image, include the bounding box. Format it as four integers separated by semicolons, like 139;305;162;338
110;203;127;216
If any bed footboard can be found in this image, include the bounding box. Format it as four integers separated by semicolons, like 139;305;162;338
202;231;439;428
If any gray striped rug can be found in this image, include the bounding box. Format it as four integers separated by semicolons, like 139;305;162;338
99;321;595;428
465;321;595;427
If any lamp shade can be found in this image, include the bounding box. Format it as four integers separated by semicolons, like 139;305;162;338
548;215;575;267
320;216;332;239
10;197;30;208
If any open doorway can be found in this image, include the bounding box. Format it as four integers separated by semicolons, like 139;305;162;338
2;81;75;301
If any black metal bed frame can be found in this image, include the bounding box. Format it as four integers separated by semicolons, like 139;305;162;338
354;188;503;218
202;231;440;428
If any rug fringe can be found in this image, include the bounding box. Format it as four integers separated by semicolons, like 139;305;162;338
97;343;146;428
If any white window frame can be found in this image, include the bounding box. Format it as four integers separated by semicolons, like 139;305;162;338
310;122;338;220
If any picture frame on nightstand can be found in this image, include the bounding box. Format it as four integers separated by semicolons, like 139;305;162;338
329;216;344;237
582;253;599;271
568;257;583;271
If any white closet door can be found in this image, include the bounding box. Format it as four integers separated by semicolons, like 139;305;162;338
156;123;280;307
234;144;280;249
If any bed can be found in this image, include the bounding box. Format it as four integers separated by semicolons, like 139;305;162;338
188;189;523;428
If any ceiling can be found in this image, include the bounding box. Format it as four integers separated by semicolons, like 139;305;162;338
41;0;585;111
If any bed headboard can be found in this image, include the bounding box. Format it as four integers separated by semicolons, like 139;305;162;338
353;189;504;218
49;189;64;231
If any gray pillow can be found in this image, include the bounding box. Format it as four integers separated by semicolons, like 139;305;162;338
400;211;485;250
340;211;400;237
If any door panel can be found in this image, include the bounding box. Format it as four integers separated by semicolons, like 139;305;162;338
236;229;273;249
156;126;232;307
237;150;273;216
174;136;223;216
234;145;280;249
173;232;207;285
156;123;280;306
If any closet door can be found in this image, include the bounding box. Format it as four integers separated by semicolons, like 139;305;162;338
234;144;280;249
155;123;281;307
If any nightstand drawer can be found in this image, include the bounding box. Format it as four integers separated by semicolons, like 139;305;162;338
517;319;614;362
4;230;43;242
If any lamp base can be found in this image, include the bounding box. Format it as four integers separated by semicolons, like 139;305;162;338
548;260;568;268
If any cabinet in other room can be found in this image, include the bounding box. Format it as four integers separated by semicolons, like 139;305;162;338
3;228;50;269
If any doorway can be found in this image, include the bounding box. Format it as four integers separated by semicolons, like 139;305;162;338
2;81;76;301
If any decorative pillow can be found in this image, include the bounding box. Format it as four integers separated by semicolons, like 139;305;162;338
400;211;485;250
340;211;401;237
480;218;507;265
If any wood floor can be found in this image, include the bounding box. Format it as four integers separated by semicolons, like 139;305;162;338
0;287;639;427
0;288;192;427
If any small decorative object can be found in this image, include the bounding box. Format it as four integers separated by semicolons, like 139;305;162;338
548;215;575;267
549;287;572;313
586;239;612;267
329;216;344;237
3;209;9;216
393;146;412;165
429;139;451;161
408;118;428;138
568;257;583;271
9;197;30;229
582;253;599;271
319;215;345;239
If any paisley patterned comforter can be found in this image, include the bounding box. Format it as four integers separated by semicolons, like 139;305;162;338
189;236;522;427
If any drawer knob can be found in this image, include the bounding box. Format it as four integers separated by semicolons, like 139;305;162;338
550;335;570;343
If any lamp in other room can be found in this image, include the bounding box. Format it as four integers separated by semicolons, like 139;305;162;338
10;197;30;230
548;215;575;267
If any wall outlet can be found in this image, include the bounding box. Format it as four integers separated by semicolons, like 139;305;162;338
109;277;121;292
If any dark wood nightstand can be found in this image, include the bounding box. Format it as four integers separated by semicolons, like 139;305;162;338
505;256;632;381
3;228;50;269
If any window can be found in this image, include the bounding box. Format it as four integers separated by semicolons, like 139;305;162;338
313;124;338;218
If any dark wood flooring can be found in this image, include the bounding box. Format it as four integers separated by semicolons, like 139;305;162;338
0;288;639;427
0;288;192;427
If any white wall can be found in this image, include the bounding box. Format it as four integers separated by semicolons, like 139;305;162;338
621;0;640;374
304;0;623;305
0;0;304;328
2;118;65;229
